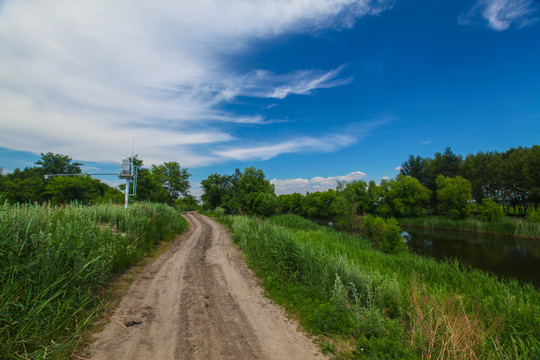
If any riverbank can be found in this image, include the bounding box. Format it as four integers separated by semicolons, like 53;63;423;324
223;214;540;359
398;216;540;239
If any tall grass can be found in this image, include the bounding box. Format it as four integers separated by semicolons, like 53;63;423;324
223;214;540;359
0;201;187;359
399;216;540;239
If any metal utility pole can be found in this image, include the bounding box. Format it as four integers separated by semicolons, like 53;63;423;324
45;157;137;209
120;158;133;209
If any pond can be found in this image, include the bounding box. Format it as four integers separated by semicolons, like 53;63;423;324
402;227;540;288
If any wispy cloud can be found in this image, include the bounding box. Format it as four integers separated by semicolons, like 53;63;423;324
214;134;357;161
459;0;539;31
0;0;394;166
249;66;352;99
420;140;432;145
271;171;367;194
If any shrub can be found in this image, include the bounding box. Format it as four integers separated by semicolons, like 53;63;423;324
362;215;407;254
381;218;407;254
527;209;540;222
479;198;504;222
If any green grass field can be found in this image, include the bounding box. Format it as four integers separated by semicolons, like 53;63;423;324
0;201;187;359
223;214;540;359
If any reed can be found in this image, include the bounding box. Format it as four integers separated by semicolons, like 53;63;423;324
0;201;187;359
223;214;540;359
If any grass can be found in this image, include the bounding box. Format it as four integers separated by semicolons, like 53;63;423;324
0;201;187;359
222;214;540;359
398;216;540;239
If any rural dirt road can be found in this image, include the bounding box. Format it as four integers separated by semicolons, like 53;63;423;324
89;212;325;360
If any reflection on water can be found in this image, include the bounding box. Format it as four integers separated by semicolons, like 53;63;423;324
402;227;540;288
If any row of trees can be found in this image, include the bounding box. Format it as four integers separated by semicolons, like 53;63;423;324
201;145;538;228
200;166;476;229
399;146;540;215
0;152;195;207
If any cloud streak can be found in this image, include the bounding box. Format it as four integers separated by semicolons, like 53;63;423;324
459;0;539;31
214;134;357;161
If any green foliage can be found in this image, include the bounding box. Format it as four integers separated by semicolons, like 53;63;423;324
479;198;504;222
35;152;82;175
151;161;191;203
174;194;199;211
200;173;231;210
527;209;540;222
200;166;275;215
362;215;407;254
45;175;108;205
252;192;281;217
225;214;540;359
0;202;187;358
436;175;473;219
386;176;431;217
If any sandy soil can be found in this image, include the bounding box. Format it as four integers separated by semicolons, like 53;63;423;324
89;212;326;360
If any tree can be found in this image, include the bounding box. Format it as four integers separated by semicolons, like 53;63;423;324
429;147;462;179
0;167;47;203
237;167;275;214
152;162;191;204
201;173;231;210
279;193;303;214
35;152;82;175
252;192;281;217
436;175;473;219
399;155;429;186
386;175;431;217
45;175;107;205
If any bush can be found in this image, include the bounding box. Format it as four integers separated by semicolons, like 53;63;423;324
362;215;407;254
381;218;408;254
527;209;540;222
479;198;504;222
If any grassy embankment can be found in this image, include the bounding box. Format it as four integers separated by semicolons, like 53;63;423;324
0;201;188;359
223;214;540;359
398;216;540;239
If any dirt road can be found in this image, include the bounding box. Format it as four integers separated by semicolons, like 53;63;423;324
89;212;325;360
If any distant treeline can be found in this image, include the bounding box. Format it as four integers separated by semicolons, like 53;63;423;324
0;153;197;209
399;145;539;216
201;145;539;229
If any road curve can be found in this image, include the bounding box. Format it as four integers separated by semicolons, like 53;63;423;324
89;212;325;360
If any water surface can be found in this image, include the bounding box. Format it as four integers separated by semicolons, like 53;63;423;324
402;227;540;288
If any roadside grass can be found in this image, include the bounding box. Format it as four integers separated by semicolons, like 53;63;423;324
223;214;540;359
398;216;540;239
0;201;187;359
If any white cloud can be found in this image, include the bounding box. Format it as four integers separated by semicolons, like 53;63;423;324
421;140;432;145
0;0;394;166
459;0;539;31
215;134;356;161
395;166;402;171
271;171;366;194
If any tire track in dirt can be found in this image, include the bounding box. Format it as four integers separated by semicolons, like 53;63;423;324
89;212;325;360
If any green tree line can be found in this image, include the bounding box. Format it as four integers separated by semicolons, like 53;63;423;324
400;145;540;215
201;145;539;229
0;152;195;207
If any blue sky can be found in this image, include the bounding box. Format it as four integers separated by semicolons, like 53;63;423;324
0;0;538;196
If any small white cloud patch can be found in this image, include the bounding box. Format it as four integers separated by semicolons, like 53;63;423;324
271;171;366;194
